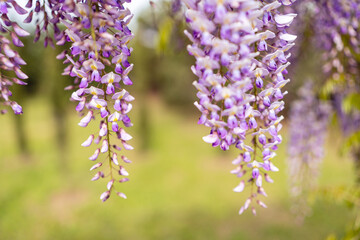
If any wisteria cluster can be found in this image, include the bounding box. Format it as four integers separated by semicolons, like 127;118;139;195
184;0;297;214
23;0;64;47
51;0;135;201
317;0;360;90
290;0;360;186
0;1;30;115
287;82;331;220
293;0;360;94
333;93;360;137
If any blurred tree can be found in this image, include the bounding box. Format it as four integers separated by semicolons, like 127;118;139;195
135;0;196;108
131;0;196;150
42;44;71;170
10;37;45;159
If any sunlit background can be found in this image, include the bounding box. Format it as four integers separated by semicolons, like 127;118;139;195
0;1;356;239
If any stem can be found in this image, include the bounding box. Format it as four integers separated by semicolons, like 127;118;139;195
89;2;99;59
253;83;258;159
103;87;114;181
250;81;259;197
89;1;114;189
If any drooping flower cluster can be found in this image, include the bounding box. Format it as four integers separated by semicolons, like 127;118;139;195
291;0;360;183
0;1;29;114
184;0;297;214
316;0;360;91
333;93;360;137
23;0;64;47
54;0;134;201
292;0;360;95
287;82;331;220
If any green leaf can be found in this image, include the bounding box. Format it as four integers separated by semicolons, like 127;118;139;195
342;93;360;114
341;131;360;155
320;74;346;99
156;17;174;54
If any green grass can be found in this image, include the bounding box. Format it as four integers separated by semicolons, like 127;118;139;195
0;96;355;240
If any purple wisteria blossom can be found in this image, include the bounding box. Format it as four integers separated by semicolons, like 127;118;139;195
292;0;360;95
287;82;331;220
317;0;360;90
23;0;64;47
54;0;134;201
184;0;297;214
333;93;360;137
0;1;29;114
291;0;360;176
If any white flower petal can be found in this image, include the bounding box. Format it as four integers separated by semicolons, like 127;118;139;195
202;134;218;144
233;181;245;193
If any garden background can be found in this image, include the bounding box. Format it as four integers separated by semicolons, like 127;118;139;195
0;1;356;239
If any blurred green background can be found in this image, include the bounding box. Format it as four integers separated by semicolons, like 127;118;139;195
0;1;357;240
0;95;355;240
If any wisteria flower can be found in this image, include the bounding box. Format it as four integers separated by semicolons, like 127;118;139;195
287;81;331;221
0;2;29;114
53;0;136;201
184;0;297;214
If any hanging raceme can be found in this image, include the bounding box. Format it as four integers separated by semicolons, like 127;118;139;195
184;0;297;214
287;82;331;220
0;1;30;114
55;0;135;201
